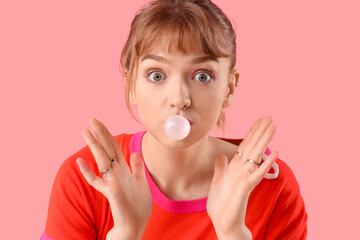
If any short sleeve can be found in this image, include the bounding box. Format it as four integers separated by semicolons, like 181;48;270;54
264;161;308;239
44;146;99;240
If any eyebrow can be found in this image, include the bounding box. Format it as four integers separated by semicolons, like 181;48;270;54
140;54;220;64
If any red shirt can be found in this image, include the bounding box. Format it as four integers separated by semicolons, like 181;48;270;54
41;131;307;239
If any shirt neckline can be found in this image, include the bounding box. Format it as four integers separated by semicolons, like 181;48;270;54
129;131;272;214
130;131;208;214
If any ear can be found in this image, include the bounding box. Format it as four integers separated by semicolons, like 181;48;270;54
222;69;240;108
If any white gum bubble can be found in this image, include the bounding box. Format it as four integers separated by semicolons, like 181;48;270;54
164;115;191;140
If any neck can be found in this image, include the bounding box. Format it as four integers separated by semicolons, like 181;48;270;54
141;131;216;199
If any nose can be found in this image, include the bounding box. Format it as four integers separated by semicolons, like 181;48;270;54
168;76;191;110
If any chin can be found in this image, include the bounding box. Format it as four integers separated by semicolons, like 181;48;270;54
164;137;196;149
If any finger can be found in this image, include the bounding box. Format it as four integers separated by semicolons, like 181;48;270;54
76;157;105;194
247;124;276;164
235;118;262;160
92;118;127;167
90;118;116;160
81;128;112;174
129;152;147;184
248;151;278;188
241;116;273;163
211;154;228;184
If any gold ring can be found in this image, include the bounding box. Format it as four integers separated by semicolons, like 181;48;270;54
247;159;260;166
236;151;243;157
99;159;115;176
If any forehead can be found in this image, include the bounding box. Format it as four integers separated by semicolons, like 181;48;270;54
140;52;221;65
139;32;205;56
134;21;233;66
133;32;232;76
138;40;229;67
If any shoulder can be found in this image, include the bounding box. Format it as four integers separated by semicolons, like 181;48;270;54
247;157;307;237
250;156;306;225
57;133;136;179
214;135;302;195
213;135;307;236
262;157;302;201
45;132;138;238
273;158;301;191
214;136;299;188
251;157;302;201
48;133;137;219
260;158;308;238
113;132;134;145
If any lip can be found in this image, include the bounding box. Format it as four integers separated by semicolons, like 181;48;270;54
164;115;193;125
186;118;194;125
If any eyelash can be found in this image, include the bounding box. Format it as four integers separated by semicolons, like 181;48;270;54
144;69;216;84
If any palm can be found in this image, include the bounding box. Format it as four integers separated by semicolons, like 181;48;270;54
76;118;152;231
206;117;278;235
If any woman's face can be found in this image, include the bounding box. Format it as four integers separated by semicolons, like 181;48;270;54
130;48;237;148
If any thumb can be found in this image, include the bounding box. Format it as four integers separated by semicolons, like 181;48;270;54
130;152;147;184
212;154;228;183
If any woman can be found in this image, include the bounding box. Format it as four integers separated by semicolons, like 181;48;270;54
41;0;307;239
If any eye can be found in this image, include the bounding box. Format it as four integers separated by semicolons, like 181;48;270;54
193;70;215;83
146;69;165;82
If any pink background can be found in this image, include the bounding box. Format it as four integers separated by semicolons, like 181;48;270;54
1;0;359;239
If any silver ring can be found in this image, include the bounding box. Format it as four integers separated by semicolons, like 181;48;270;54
236;151;243;157
99;159;115;176
247;159;260;166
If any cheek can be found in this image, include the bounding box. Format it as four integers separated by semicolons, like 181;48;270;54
135;87;160;119
194;93;225;117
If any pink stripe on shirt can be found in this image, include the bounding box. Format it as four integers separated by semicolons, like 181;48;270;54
129;131;272;214
130;131;208;214
40;231;54;240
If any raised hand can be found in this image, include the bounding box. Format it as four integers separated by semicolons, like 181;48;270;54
76;118;152;239
206;117;278;240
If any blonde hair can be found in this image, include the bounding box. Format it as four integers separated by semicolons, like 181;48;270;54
120;0;237;131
